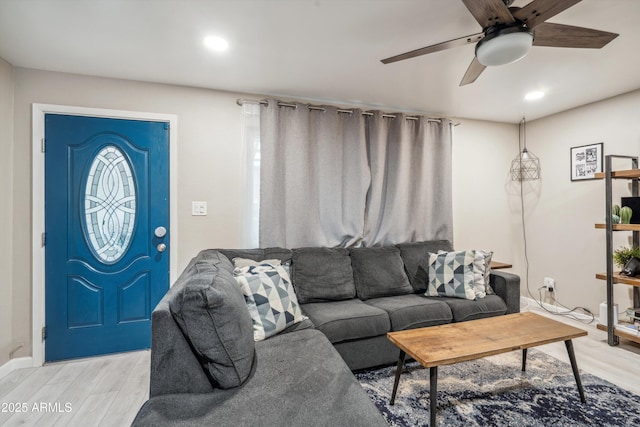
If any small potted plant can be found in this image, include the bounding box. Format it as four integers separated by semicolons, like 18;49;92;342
612;204;621;224
613;246;640;269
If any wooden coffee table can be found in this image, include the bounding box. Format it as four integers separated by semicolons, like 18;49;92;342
387;312;588;426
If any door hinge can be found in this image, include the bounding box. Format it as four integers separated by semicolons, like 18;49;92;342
41;326;47;341
41;138;45;153
41;232;47;247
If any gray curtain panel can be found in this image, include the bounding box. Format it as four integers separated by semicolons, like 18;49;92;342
259;100;452;248
363;112;453;246
259;100;370;248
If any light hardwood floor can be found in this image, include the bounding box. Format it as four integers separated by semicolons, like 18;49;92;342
0;305;638;426
0;350;149;426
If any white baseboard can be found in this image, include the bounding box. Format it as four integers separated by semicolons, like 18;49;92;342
521;297;595;323
0;357;34;380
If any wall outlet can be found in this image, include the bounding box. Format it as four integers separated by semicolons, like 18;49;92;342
543;277;555;291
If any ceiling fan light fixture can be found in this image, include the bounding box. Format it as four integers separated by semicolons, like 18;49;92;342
475;26;534;67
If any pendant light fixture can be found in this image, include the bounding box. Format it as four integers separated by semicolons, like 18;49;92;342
510;117;540;181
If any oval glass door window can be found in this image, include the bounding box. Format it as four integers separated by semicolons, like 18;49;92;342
84;145;137;264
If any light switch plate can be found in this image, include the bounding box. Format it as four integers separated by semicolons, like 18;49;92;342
192;201;207;216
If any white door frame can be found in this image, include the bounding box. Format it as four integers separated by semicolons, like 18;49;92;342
32;104;178;367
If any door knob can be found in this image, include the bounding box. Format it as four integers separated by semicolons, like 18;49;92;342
157;243;167;253
154;226;167;238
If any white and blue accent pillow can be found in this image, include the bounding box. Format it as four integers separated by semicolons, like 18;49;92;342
234;263;306;341
435;249;493;298
476;249;494;295
426;250;478;300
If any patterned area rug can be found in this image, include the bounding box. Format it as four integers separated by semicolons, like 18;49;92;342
354;349;640;426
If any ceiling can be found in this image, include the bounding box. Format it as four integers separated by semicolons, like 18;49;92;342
1;0;639;123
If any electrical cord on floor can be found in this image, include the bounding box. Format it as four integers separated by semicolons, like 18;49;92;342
535;286;595;324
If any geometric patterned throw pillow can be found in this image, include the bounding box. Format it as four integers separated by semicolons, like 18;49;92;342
426;250;477;300
471;251;488;299
234;263;306;341
437;249;492;299
476;249;494;295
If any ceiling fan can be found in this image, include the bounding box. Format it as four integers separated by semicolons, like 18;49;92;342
381;0;619;86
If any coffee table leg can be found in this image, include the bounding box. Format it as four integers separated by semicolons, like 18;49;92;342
564;340;586;403
390;350;406;405
430;366;438;427
522;348;527;372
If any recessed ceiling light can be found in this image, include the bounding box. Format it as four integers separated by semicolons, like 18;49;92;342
525;91;545;101
204;36;229;52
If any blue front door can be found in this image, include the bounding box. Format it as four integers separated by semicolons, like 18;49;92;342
44;114;170;362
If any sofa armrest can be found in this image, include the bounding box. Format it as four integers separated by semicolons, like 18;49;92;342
489;271;520;314
149;298;215;397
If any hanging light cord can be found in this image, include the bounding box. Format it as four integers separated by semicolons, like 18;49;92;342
517;117;594;323
521;117;526;151
519;118;535;303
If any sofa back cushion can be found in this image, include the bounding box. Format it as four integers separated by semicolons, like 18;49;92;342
291;247;356;303
218;247;292;265
396;240;454;292
349;246;413;300
169;260;255;389
191;248;236;273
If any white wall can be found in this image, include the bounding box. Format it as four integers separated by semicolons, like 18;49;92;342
0;57;14;366
10;65;639;360
455;90;640;317
9;68;521;359
12;68;248;358
524;89;640;315
452;118;520;270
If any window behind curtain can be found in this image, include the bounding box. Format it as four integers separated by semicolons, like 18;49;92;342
240;102;260;247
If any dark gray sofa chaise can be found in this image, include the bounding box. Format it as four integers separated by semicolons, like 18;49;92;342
133;248;387;427
133;240;519;426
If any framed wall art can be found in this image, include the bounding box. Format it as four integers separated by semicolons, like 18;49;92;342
570;142;603;181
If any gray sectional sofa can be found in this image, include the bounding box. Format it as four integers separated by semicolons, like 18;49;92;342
132;240;520;426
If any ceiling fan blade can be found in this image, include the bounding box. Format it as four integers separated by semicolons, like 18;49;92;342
381;32;484;64
512;0;582;29
533;22;619;48
461;0;515;29
460;57;487;86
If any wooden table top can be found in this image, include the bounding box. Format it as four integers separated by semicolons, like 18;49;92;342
490;261;512;270
387;312;587;368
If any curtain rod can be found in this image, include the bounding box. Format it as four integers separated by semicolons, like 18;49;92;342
237;98;459;125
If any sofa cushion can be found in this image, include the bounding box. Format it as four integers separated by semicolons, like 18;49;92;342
349;246;413;300
437;295;508;322
364;294;453;331
169;261;255;389
192;249;235;273
396;240;454;292
301;299;390;343
291;247;356;303
218;247;292;265
232;257;282;269
132;329;388;427
426;250;477;300
235;264;306;341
